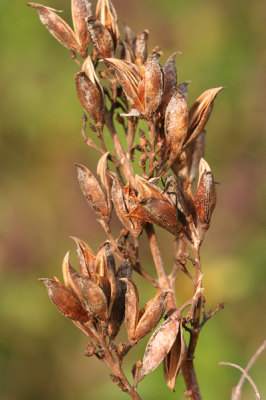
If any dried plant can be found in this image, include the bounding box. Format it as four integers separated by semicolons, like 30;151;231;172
28;1;226;399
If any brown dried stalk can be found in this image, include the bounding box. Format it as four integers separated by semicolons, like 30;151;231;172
28;1;226;399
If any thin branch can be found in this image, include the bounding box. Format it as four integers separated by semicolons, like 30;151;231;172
219;362;261;400
232;340;266;400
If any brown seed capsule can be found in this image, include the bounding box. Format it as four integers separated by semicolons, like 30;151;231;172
160;52;182;117
165;87;188;163
96;0;120;51
135;175;171;202
76;274;108;322
123;23;135;47
87;16;114;58
139;310;180;378
72;0;92;55
39;278;89;322
138;197;182;236
133;291;168;343
163;326;186;391
183;86;224;150
120;278;139;344
194;159;217;232
75;70;105;128
62;252;86;304
75;163;110;221
27;3;83;55
164;174;191;218
143;47;164;115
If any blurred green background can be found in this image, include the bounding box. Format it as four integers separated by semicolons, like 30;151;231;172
1;0;266;399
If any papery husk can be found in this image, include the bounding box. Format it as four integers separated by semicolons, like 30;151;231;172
163;326;186;391
133;29;149;69
97;152;113;213
139;310;180;377
187;130;206;184
160;52;182;117
96;0;120;51
135;174;171;203
27;3;83;56
75;71;105;127
39;278;89;322
75;163;110;221
87;16;114;58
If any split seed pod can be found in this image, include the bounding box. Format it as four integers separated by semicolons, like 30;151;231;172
75;163;110;221
133;29;149;69
72;0;92;54
183;87;224;150
96;0;120;51
163;325;186;391
160;52;182;117
143;47;164;115
70;236;96;278
27;3;85;57
97;152;113;213
139;310;180;378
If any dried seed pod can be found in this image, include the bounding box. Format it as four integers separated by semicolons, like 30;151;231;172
95;242;116;313
104;58;143;112
76;274;108;322
143;47;164;115
183;86;224;150
160;52;182;117
120;40;135;63
135;175;170;202
87;16;114;58
123;23;135;47
177;80;191;103
75;70;105;128
164;174;191;218
108;260;132;339
97;152;113;213
133;291;168;342
139;310;180;378
194;159;217;232
133;29;149;69
27;3;83;55
138;198;182;236
62;252;85;303
70;236;95;278
120;278;139;344
72;0;92;55
165;87;188;163
171;151;189;187
187;129;206;184
75;163;110;221
163;326;186;391
39;278;89;322
96;0;120;51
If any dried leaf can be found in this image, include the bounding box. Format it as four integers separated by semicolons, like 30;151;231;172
39;278;89;322
27;3;83;55
75;163;110;221
75;71;105;127
165;87;188;162
140;310;180;377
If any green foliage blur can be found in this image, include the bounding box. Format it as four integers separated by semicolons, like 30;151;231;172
1;0;266;399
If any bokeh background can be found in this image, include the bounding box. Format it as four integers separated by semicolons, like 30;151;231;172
1;0;266;399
